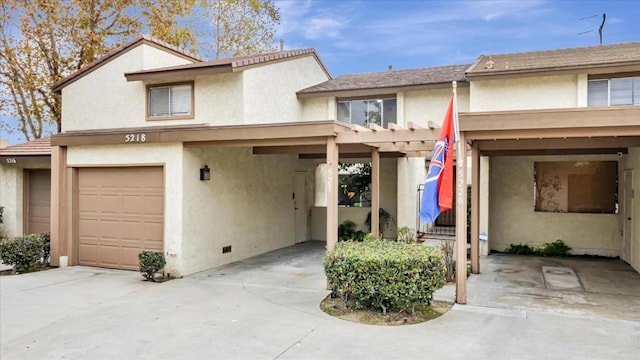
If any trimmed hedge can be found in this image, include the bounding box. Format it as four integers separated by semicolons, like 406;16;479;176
0;234;46;273
324;239;447;314
138;251;166;281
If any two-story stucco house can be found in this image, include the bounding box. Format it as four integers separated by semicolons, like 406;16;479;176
47;35;640;303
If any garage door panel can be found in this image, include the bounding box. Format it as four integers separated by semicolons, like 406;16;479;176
144;223;164;243
144;196;164;215
98;220;122;240
78;244;98;265
78;167;164;270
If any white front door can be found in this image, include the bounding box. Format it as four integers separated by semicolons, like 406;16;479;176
294;172;307;243
623;170;633;263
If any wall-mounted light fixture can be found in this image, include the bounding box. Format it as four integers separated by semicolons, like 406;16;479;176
200;165;210;181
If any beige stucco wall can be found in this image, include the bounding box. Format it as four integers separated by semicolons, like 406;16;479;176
625;148;640;271
301;97;331;121
404;86;470;125
181;147;315;275
469;75;579;112
195;73;244;126
489;154;620;256
0;159;51;238
66;143;184;275
243;56;329;124
62;45;193;132
396;157;425;231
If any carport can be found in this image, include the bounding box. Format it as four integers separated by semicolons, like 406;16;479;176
49;121;440;278
460;105;640;304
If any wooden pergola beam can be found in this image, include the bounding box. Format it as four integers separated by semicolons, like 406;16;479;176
477;137;640;151
336;128;439;144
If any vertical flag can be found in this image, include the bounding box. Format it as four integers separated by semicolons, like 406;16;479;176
420;86;459;224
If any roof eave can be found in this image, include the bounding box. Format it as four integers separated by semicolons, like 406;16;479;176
297;80;468;98
125;64;234;82
466;61;640;80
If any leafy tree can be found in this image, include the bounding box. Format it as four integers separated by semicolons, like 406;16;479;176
203;0;281;59
339;163;371;207
0;0;280;141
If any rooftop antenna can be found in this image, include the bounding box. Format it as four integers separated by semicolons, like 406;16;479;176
578;13;606;45
598;13;606;45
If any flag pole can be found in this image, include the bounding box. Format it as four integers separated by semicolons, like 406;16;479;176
453;80;467;304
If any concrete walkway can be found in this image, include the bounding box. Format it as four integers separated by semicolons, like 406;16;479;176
1;241;639;360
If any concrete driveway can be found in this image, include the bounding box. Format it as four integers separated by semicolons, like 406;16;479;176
2;241;639;360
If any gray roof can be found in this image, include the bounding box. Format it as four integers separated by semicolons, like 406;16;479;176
298;64;469;95
467;42;640;76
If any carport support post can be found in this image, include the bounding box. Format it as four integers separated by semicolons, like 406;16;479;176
326;137;339;251
371;148;380;237
50;146;67;267
471;141;480;274
455;133;468;304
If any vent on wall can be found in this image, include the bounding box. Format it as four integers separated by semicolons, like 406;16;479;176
222;245;232;254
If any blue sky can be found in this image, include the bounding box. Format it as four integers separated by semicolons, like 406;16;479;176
276;0;640;75
1;0;639;145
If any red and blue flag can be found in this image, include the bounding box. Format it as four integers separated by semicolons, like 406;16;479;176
420;91;459;224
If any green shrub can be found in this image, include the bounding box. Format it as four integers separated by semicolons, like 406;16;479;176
0;234;45;272
395;226;416;243
0;206;4;224
138;251;166;281
540;240;572;256
39;233;51;265
505;240;572;257
338;220;366;242
504;243;538;255
324;239;446;314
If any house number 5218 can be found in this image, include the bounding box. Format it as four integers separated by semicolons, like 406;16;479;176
124;134;146;143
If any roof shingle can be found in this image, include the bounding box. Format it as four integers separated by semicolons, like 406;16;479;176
124;48;330;78
298;64;469;95
467;42;640;76
0;137;51;156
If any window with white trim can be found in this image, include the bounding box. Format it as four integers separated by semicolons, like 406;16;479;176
337;98;397;128
147;83;193;119
588;77;640;106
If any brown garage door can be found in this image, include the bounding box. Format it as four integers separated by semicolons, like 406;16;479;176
78;167;164;270
26;169;51;234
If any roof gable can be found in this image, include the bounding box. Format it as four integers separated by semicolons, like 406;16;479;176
52;35;202;92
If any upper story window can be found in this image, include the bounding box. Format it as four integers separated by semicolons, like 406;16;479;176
147;82;194;120
337;97;397;128
588;76;640;107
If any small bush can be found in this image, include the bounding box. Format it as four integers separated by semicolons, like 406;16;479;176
138;251;166;281
504;243;538;255
338;220;366;241
0;234;45;272
396;226;416;243
440;239;454;282
40;233;51;265
324;239;446;314
0;206;4;224
505;240;572;257
540;240;572;256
